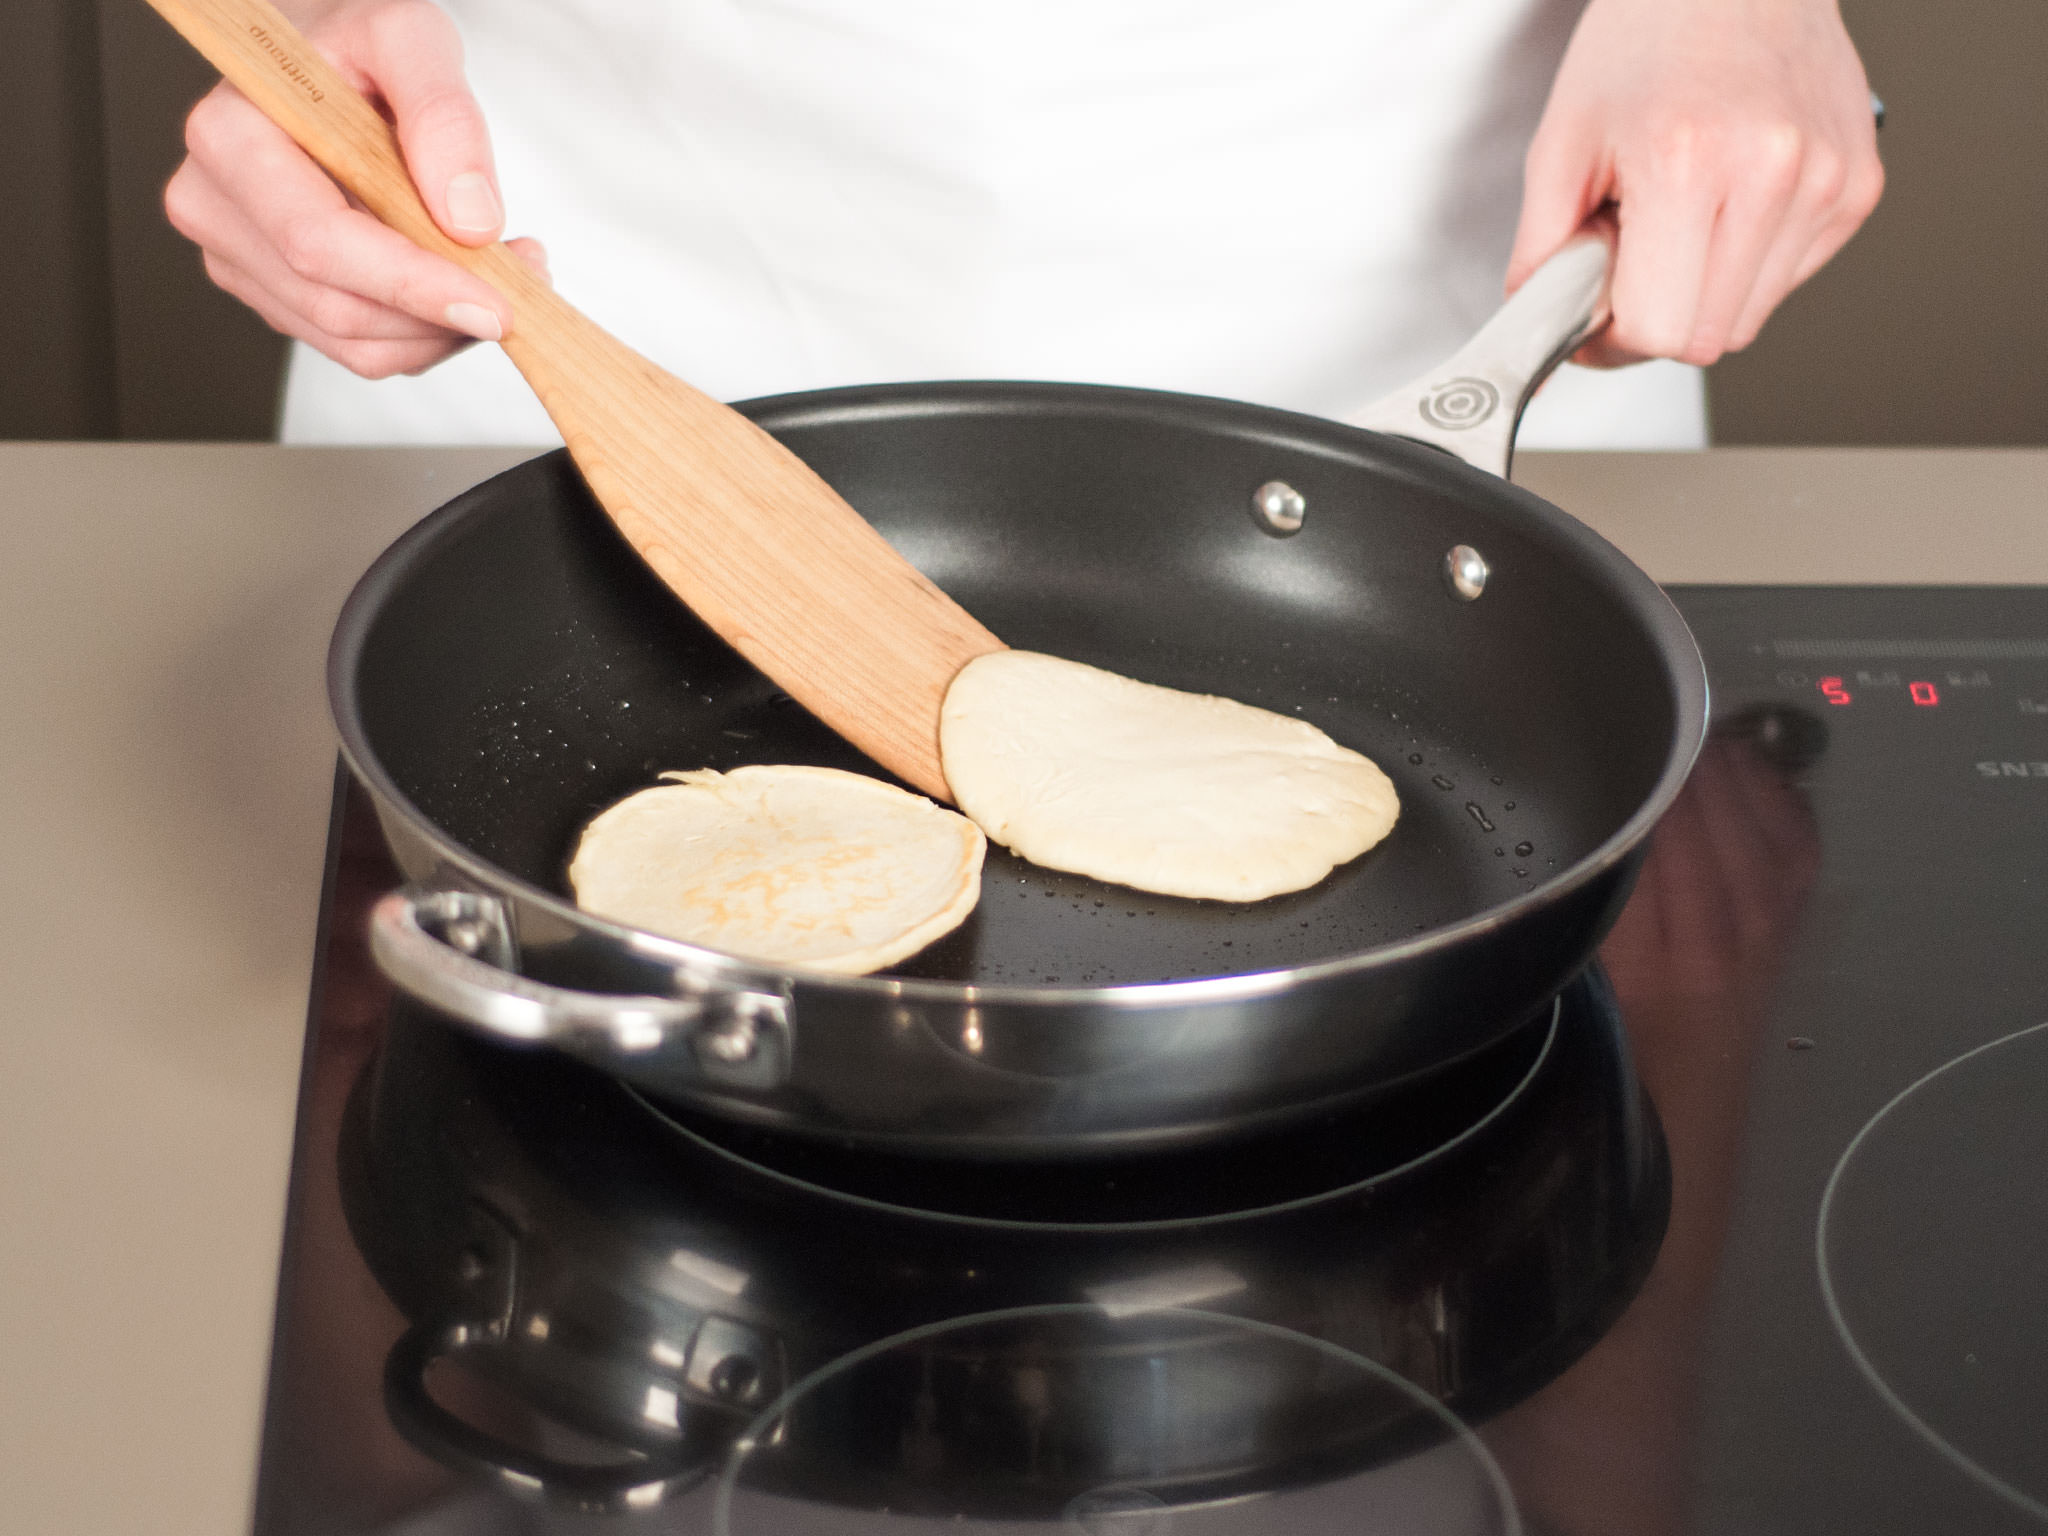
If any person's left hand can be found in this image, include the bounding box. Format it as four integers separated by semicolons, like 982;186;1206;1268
1506;0;1883;367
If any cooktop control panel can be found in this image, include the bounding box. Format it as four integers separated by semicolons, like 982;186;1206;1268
1683;587;2048;780
1665;586;2048;1536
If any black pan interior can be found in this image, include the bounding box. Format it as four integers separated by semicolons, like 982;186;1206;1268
349;384;1681;987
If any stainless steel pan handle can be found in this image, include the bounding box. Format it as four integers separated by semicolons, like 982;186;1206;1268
370;887;792;1083
1348;227;1614;478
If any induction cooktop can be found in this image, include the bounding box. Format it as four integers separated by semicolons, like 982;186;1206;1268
252;587;2048;1535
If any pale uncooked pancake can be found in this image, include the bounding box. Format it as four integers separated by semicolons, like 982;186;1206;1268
940;651;1399;902
567;766;985;974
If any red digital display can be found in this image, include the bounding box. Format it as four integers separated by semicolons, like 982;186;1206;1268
1814;676;1943;707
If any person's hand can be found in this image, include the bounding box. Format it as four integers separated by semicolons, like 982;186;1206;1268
1506;0;1883;368
165;0;546;378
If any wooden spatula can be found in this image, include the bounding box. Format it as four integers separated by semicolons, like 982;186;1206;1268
147;0;1003;800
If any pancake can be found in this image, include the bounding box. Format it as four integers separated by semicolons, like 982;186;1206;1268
568;765;985;973
940;650;1398;901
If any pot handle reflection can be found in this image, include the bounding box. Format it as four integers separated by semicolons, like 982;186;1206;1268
369;887;791;1086
384;1319;713;1513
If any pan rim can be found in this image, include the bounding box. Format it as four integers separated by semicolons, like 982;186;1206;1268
329;380;1709;1007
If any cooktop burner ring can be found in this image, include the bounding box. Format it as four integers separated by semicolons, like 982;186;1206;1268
1817;1016;2048;1524
629;998;1561;1233
709;1303;1523;1536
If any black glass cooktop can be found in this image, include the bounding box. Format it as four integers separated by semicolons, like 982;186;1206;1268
254;588;2048;1535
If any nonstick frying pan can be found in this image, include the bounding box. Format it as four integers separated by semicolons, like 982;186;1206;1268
341;239;1708;1157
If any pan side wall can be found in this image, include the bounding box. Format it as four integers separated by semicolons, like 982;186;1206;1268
361;765;1644;1156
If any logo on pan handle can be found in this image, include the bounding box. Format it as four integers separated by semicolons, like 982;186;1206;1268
1419;378;1501;432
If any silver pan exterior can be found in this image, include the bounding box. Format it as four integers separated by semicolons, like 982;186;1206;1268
334;384;1707;1156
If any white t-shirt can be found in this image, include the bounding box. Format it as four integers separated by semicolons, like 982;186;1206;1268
280;0;1705;449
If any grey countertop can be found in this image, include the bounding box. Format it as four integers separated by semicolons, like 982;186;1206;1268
3;443;2044;1534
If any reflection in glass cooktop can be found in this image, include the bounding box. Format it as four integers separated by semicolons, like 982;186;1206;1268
334;963;1661;1522
632;997;1560;1228
254;588;2048;1536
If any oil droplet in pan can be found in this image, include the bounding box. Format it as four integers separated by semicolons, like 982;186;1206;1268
1465;803;1495;832
1514;841;1534;857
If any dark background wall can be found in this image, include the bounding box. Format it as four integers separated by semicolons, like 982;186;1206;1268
6;0;285;440
1709;0;2048;445
5;0;2043;444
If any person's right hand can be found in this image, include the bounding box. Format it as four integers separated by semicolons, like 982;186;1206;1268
165;0;546;379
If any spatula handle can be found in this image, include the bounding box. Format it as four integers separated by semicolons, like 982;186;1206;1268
148;0;1009;803
144;0;540;310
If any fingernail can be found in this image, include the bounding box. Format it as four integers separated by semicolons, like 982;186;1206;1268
445;172;501;234
444;301;502;341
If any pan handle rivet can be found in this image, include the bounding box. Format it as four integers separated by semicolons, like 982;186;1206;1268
696;1015;759;1065
1251;480;1306;536
1444;545;1490;600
